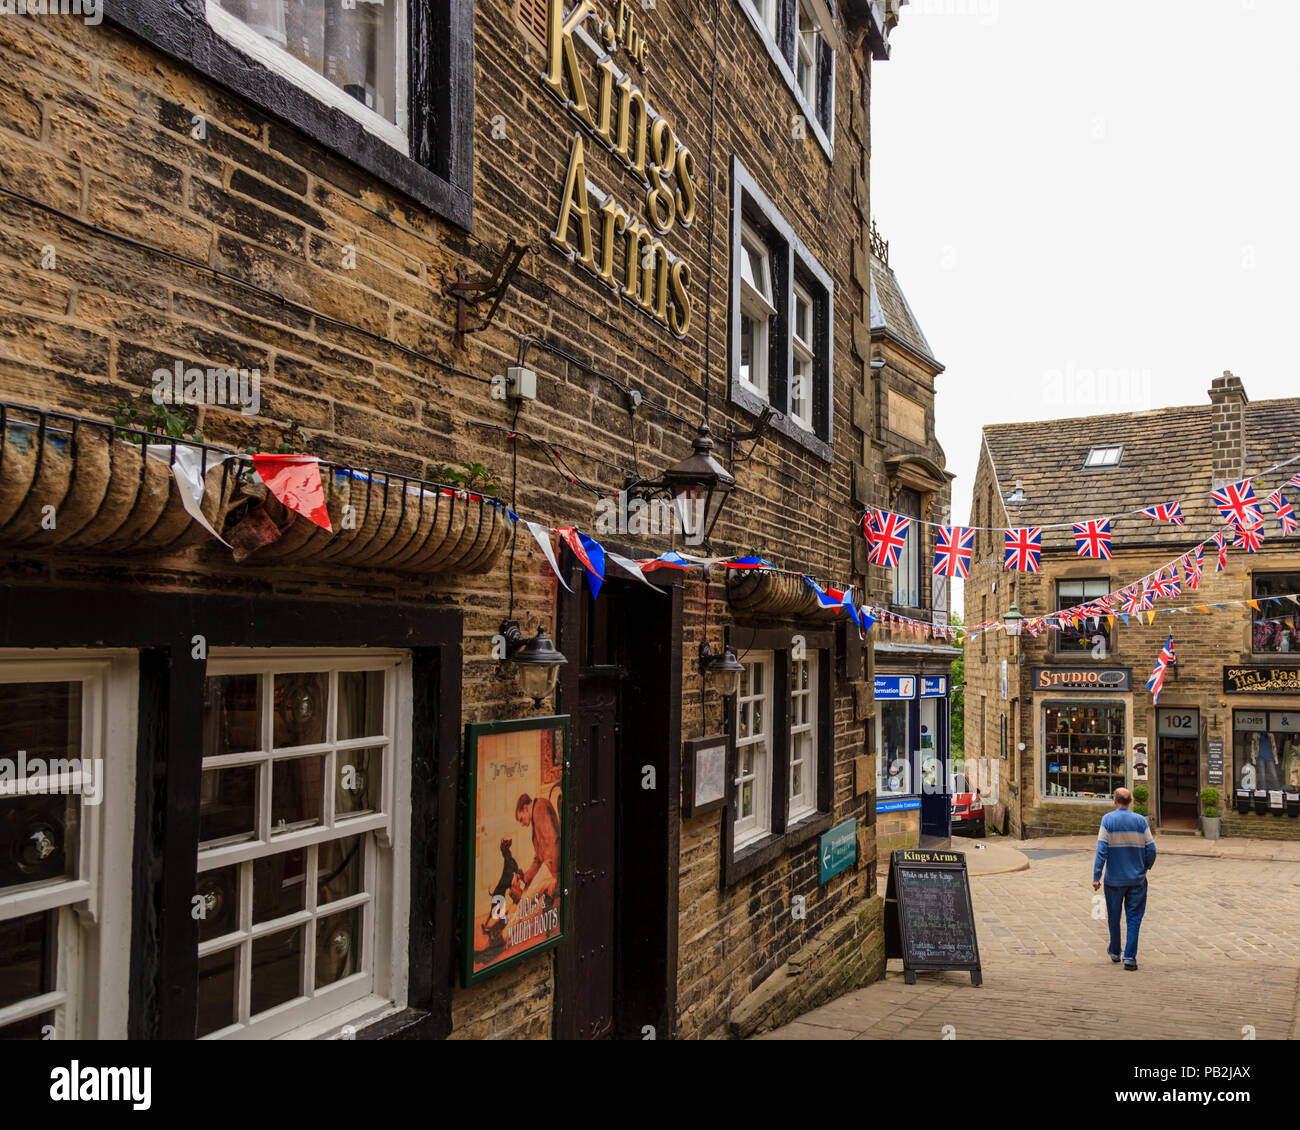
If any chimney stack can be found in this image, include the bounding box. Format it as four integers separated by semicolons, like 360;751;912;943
1208;370;1248;488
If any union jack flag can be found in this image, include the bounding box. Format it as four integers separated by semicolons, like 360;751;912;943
1289;474;1300;489
862;511;879;560
1233;520;1265;552
1145;634;1177;706
1073;518;1113;560
1183;546;1203;591
1139;502;1185;526
1267;489;1298;536
1159;568;1182;598
933;525;976;578
1212;478;1263;527
1141;583;1157;612
1121;584;1146;616
1004;527;1042;572
868;509;912;569
1213;531;1229;572
1147;570;1176;601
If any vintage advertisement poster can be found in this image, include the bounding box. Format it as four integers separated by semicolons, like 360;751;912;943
463;716;570;986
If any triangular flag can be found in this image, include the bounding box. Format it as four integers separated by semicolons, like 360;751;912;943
524;521;572;592
146;445;231;546
251;454;332;531
607;551;666;593
1145;611;1156;624
557;527;605;600
1247;599;1260;611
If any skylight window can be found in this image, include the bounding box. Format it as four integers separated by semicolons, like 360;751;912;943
1084;445;1123;468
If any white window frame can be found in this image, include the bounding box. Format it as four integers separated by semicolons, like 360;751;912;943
733;651;773;849
734;0;836;160
1084;445;1123;468
796;0;819;106
0;650;138;1040
739;224;777;401
791;283;815;431
788;651;818;822
205;0;410;156
197;649;411;1041
746;0;779;37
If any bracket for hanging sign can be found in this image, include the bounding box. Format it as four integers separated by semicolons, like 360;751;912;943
441;240;533;349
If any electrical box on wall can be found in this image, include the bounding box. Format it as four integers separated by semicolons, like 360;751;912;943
507;366;537;400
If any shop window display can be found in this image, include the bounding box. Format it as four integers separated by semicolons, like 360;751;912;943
1044;703;1126;800
1252;572;1300;653
1233;710;1300;790
877;700;911;794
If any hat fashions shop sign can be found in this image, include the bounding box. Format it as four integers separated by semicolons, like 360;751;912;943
542;0;697;336
1223;666;1300;695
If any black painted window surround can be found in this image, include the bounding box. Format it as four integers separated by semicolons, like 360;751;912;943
729;157;834;462
107;0;475;231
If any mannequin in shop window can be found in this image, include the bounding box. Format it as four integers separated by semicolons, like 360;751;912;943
1251;731;1282;791
1284;736;1300;789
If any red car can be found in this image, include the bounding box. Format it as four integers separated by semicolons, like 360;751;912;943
950;774;985;837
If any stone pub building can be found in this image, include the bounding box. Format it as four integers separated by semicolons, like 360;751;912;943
0;0;954;1041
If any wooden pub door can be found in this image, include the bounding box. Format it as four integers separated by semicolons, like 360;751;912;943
554;569;679;1039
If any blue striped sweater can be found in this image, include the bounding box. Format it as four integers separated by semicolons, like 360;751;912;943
1094;808;1156;885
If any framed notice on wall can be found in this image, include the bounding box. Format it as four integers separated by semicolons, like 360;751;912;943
683;734;728;817
463;716;570;986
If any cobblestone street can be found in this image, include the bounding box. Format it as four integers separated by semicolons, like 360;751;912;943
762;838;1300;1041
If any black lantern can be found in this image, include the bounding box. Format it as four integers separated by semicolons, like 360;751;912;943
500;620;568;704
699;640;745;697
631;423;736;545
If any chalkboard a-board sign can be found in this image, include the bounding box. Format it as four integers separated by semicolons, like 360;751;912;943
885;849;982;985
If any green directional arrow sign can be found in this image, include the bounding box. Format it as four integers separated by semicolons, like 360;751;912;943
819;818;857;884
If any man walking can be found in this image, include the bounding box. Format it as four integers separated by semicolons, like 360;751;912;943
1092;787;1156;970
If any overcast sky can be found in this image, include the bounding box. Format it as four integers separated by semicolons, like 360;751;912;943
871;0;1300;548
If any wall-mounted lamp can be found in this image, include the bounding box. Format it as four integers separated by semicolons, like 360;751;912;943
699;640;745;698
627;423;736;545
1003;602;1024;637
500;620;568;704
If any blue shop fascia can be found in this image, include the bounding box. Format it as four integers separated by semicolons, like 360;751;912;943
873;639;961;840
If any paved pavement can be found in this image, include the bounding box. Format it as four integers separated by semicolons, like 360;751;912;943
762;836;1300;1040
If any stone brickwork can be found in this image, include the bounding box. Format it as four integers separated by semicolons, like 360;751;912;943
964;377;1300;842
0;1;914;1038
727;895;885;1038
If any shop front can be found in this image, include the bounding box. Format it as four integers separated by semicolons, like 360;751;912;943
1024;665;1135;837
873;667;953;847
1223;666;1300;835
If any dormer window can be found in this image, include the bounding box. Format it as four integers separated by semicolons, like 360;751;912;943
1084;445;1123;468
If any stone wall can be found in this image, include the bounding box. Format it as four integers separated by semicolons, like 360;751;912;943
0;1;899;1037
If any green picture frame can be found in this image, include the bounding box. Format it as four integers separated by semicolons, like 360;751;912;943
462;715;571;987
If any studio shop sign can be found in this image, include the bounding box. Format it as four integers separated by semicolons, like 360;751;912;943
1031;667;1133;692
542;0;697;336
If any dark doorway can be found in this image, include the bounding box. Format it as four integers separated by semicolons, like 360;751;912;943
1159;734;1200;829
554;565;679;1039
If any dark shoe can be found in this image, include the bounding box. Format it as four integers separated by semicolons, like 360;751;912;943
1108;951;1121;963
1123;961;1138;971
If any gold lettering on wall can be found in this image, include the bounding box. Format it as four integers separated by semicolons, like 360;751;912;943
542;0;695;338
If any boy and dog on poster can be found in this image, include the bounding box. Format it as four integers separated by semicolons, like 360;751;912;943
468;722;567;979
